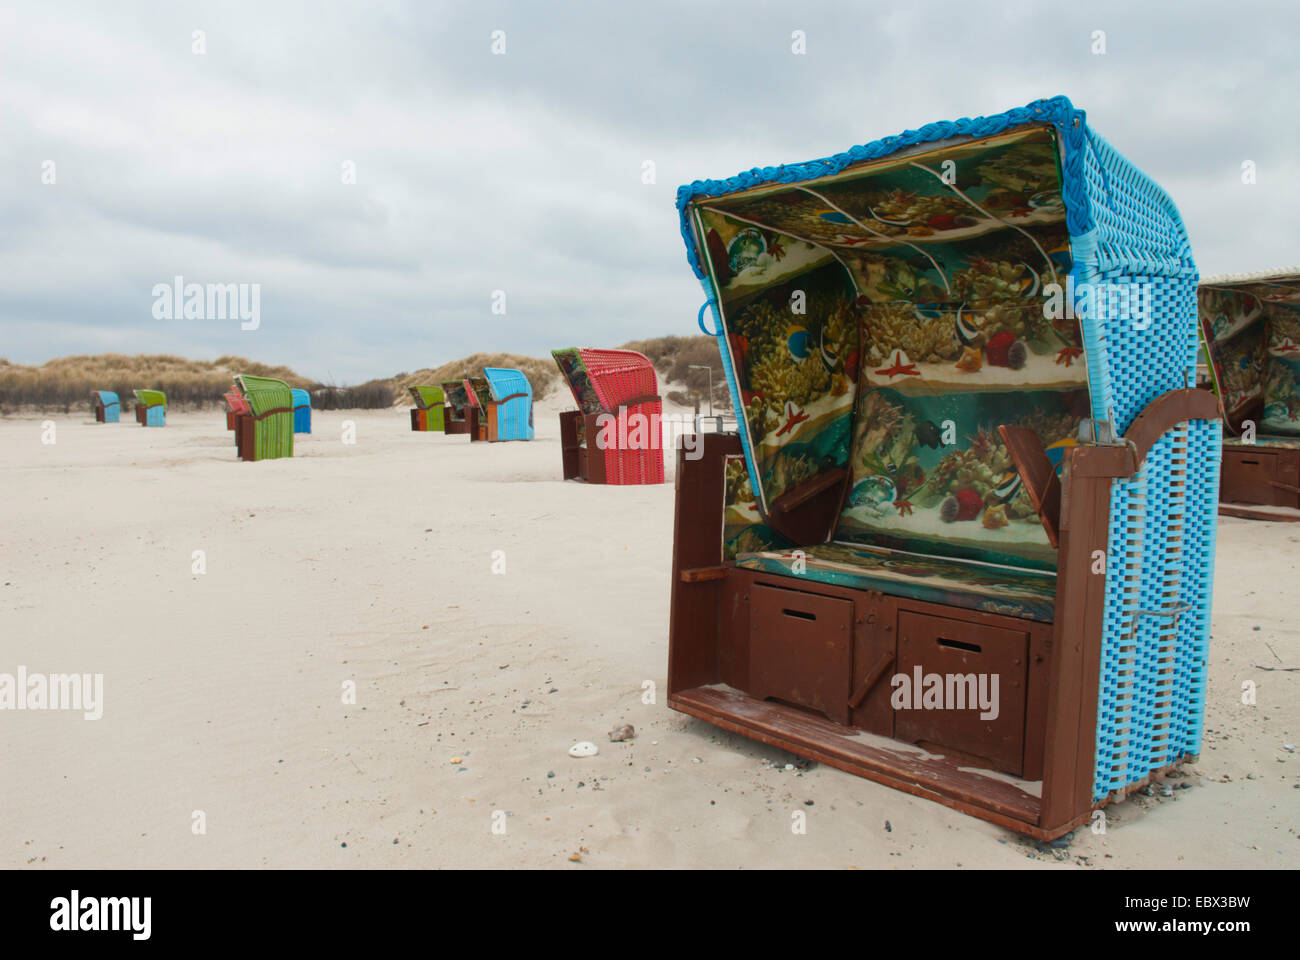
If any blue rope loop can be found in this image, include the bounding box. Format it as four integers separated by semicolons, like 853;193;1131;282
697;298;720;336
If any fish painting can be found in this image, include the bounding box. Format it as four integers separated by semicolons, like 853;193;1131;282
955;305;982;347
787;325;812;362
1015;263;1041;298
1045;436;1077;474
992;470;1023;504
819;325;839;373
915;419;943;449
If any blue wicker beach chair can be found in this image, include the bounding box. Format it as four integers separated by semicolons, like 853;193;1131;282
92;390;120;423
667;96;1220;840
482;367;534;441
292;388;312;434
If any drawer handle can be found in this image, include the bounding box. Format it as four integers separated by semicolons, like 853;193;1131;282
783;608;817;622
938;637;982;653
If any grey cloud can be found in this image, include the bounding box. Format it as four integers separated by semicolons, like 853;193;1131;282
1;0;1297;381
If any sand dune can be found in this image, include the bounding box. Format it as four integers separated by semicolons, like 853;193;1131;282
0;402;1296;868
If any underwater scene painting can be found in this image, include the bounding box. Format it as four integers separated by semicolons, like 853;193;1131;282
696;124;1081;516
1263;304;1300;435
1198;287;1300;435
441;380;471;416
722;455;793;560
836;383;1087;571
465;377;491;409
552;348;603;415
704;259;860;508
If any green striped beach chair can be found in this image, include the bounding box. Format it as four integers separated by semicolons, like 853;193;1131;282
133;389;166;426
408;385;446;431
234;375;294;461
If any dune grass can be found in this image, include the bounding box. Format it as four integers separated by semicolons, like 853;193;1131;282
0;336;731;413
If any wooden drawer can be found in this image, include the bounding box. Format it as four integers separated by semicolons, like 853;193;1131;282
1221;449;1284;505
895;611;1029;776
750;584;852;725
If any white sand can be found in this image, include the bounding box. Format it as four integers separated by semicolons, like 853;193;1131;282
1;403;1296;869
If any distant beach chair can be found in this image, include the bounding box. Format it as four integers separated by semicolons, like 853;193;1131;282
133;389;166;426
292;389;312;434
462;375;493;442
1198;269;1300;520
233;375;294;461
91;390;120;423
481;367;534;442
408;385;445;432
441;380;473;435
224;389;249;432
552;348;663;484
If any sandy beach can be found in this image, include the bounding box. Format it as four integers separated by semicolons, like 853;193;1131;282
1;403;1296;869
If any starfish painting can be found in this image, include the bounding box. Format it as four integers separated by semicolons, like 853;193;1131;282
1055;346;1083;366
874;349;921;379
774;401;810;437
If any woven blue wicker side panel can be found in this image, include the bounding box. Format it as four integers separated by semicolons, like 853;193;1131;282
1078;133;1198;432
145;405;165;427
1093;420;1217;800
1178;418;1220;755
1074;129;1211;801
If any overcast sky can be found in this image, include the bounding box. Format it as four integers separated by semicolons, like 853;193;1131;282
2;0;1297;383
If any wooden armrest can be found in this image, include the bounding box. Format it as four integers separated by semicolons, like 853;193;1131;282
764;467;848;545
769;467;847;515
1072;389;1222;479
997;425;1061;548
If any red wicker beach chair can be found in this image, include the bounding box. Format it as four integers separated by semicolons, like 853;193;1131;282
552;348;664;484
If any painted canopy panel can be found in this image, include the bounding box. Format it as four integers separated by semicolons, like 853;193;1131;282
95;390;119;406
291;389;311;409
408;385;445;409
463;377;491;410
690;126;1083;570
578;349;658;411
441;380;471;415
235;375;292;416
1199;273;1300;437
552;349;603;414
133;389;166;408
483;367;531;402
